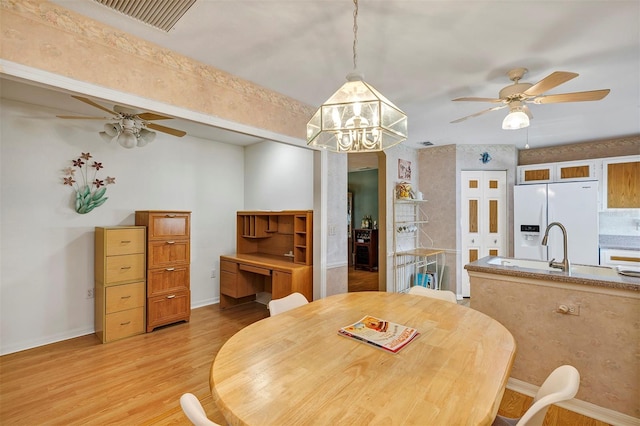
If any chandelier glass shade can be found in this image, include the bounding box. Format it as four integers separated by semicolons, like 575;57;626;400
307;73;407;152
502;101;530;130
306;0;407;153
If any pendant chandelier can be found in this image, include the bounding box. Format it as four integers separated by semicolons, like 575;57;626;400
306;0;407;153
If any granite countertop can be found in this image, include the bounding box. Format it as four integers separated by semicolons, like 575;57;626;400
465;256;640;292
599;234;640;250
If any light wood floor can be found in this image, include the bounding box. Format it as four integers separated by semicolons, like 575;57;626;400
0;302;609;425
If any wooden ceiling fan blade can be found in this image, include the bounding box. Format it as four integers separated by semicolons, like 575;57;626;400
146;122;186;137
138;112;174;121
450;105;507;124
56;115;110;119
523;71;578;97
533;89;610;104
71;95;117;115
452;97;503;103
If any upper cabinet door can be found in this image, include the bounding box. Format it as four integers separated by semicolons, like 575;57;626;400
555;160;596;182
602;156;640;209
517;164;555;184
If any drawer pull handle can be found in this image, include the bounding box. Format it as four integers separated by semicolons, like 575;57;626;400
166;241;176;245
166;214;176;218
611;255;640;263
121;295;131;299
121;240;131;244
121;266;131;270
167;294;176;299
120;321;131;326
166;268;175;271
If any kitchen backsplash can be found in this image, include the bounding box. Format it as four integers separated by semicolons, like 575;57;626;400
599;210;640;236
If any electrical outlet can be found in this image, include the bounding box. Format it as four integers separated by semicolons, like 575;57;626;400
211;269;216;278
87;288;94;299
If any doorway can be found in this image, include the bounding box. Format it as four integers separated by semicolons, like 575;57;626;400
347;153;380;292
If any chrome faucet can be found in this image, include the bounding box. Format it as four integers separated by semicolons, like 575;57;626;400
541;222;570;271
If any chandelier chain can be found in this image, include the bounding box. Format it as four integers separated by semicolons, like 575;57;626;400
352;0;358;70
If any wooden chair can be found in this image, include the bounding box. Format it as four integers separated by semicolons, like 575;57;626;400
267;292;309;316
492;365;580;426
408;286;457;303
179;393;219;426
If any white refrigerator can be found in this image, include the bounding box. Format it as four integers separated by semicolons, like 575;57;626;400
513;181;599;265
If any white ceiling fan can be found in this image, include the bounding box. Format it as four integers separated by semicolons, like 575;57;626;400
450;68;611;129
57;96;186;148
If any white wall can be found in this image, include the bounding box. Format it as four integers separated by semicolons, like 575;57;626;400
0;98;248;354
243;141;314;210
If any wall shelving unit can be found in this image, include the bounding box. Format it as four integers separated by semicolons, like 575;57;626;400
392;197;445;293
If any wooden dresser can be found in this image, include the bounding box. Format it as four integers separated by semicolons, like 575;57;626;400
220;210;313;308
135;210;191;332
94;226;146;343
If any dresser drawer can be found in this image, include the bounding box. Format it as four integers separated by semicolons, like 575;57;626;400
105;254;145;285
148;266;190;296
147;212;190;240
148;240;190;268
105;307;144;342
106;282;145;314
105;228;145;256
147;290;190;331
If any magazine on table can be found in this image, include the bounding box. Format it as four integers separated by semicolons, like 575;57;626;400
338;315;419;353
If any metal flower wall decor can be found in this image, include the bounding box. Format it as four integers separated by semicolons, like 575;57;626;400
62;152;115;214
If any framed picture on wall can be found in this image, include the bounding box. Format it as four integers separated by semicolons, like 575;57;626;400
398;159;411;179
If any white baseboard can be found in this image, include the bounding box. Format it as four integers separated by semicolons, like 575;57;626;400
507;378;640;426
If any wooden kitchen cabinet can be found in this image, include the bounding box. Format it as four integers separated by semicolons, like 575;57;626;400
517;160;596;184
517;164;554;184
94;226;146;343
602;156;640;209
136;210;191;332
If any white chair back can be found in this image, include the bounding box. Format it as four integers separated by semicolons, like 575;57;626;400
267;292;309;316
180;393;219;426
408;286;457;303
492;365;580;426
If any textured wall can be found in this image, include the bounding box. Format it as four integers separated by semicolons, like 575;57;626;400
417;145;457;291
519;135;639;165
0;0;315;140
470;272;640;418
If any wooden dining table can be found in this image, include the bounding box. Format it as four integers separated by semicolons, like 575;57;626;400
210;291;517;426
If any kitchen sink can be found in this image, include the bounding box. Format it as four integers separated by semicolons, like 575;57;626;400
486;257;618;277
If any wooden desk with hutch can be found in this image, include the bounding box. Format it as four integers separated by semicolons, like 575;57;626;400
219;210;313;308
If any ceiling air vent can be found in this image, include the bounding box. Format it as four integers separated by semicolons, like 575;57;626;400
92;0;197;32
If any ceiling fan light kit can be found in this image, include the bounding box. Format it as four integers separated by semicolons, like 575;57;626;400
57;95;186;149
502;101;530;130
307;0;407;153
451;67;610;130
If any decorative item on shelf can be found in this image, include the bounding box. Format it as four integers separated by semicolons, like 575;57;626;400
306;0;407;153
62;152;115;214
396;182;413;200
479;152;492;164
